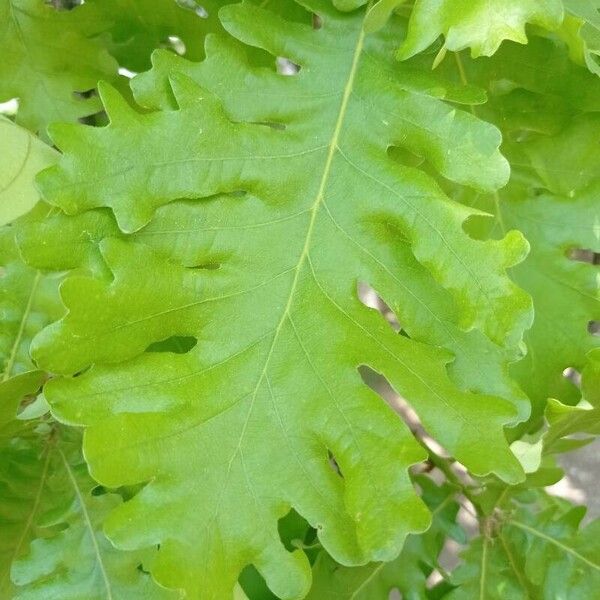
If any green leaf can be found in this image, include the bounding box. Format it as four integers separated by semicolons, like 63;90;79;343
0;436;54;597
397;0;564;60
563;0;600;76
450;492;600;599
0;372;45;434
38;3;531;347
543;398;600;454
0;427;177;599
11;444;178;599
0;0;118;134
27;2;530;596
0;118;58;226
80;0;225;73
364;0;408;33
0;216;63;429
543;350;600;453
514;501;600;598
454;38;600;415
449;535;532;600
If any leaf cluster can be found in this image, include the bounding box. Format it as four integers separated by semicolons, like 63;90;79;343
0;0;598;598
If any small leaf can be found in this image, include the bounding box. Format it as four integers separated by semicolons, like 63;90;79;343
398;0;564;60
0;118;58;226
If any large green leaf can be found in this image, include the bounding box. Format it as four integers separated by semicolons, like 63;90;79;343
26;1;533;597
38;3;532;346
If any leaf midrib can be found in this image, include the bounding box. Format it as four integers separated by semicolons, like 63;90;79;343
509;519;600;572
2;270;41;381
59;448;114;600
228;8;369;458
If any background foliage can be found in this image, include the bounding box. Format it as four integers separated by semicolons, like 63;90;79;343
0;0;598;598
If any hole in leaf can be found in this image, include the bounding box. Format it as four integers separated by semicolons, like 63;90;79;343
238;509;315;597
146;335;198;354
176;0;208;17
327;449;343;478
357;282;405;335
461;213;504;241
118;67;137;79
359;366;473;487
567;247;600;265
0;97;19;116
562;367;582;388
588;320;600;336
276;57;301;76
46;0;81;10
166;35;186;55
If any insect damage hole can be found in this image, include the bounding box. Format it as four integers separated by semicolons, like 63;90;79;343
567;247;600;265
358;366;472;483
176;0;208;18
166;35;186;55
276;57;301;76
562;367;582;388
357;281;407;336
327;449;343;478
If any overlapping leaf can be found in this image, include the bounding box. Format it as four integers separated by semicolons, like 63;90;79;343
562;0;600;76
0;0;117;134
1;427;176;599
453;38;600;415
543;349;600;454
80;0;225;73
23;1;537;597
0;211;63;434
450;492;600;599
397;0;564;60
